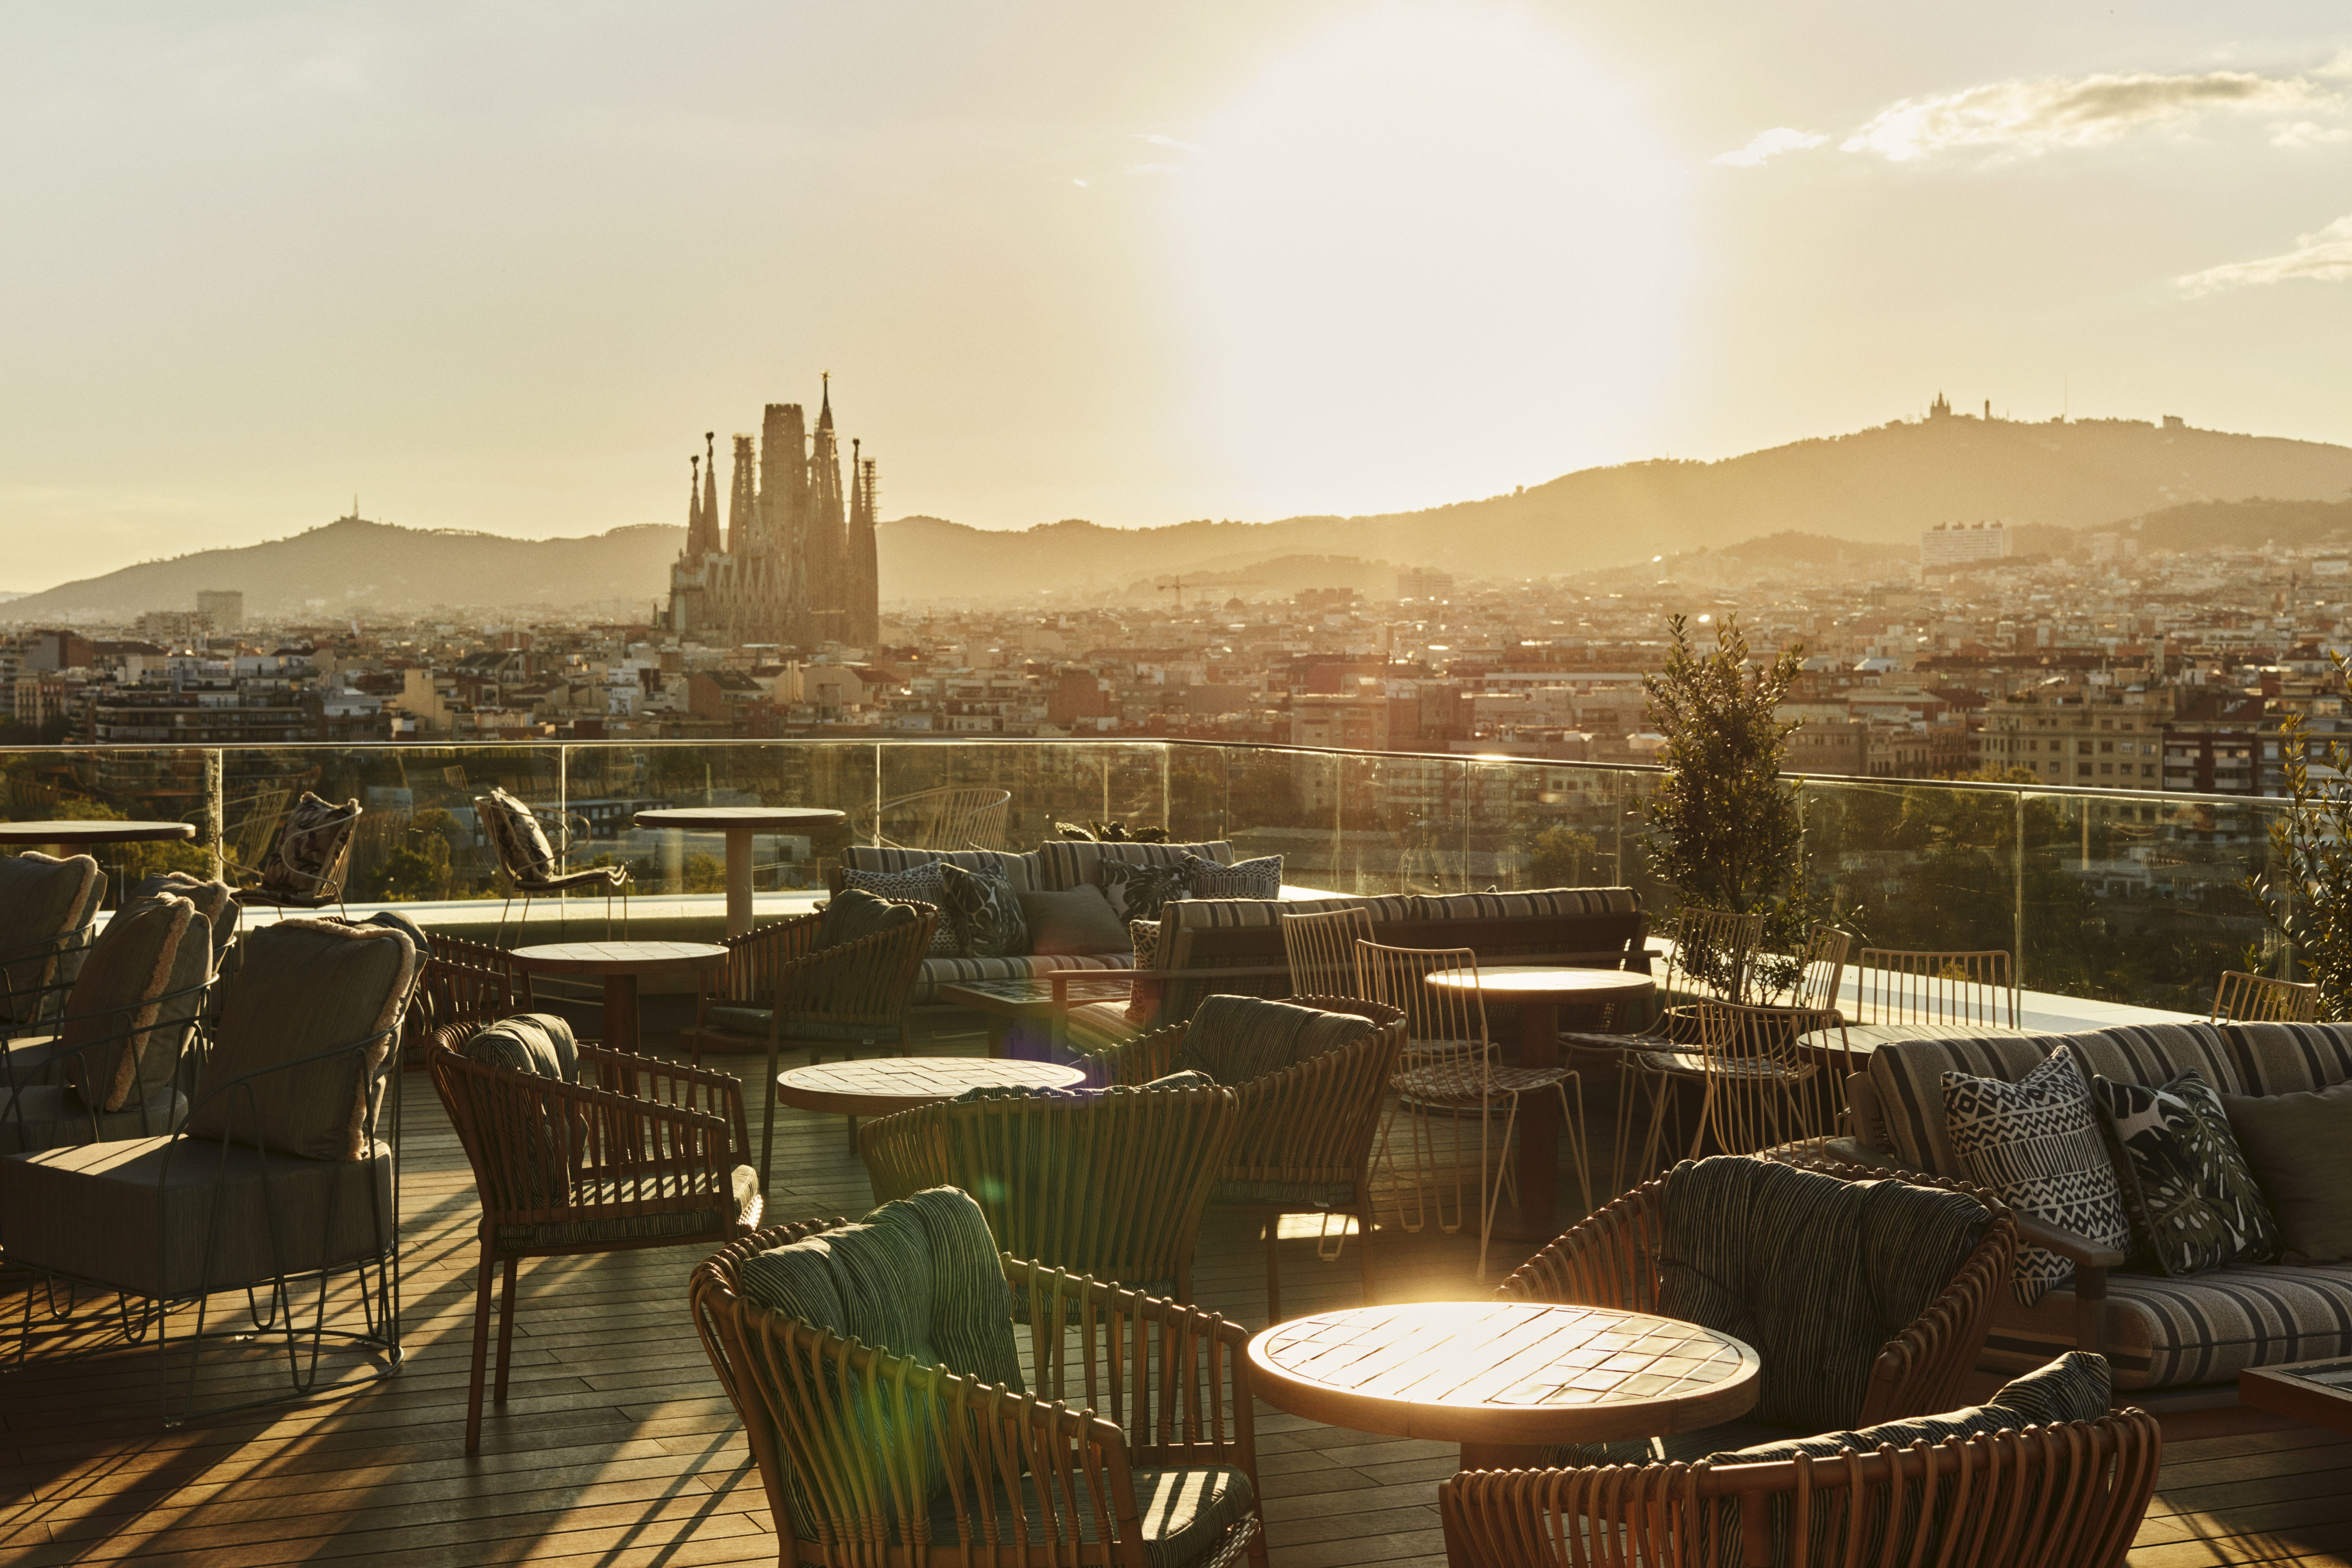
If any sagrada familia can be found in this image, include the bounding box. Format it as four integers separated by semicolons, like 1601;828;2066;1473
663;376;880;647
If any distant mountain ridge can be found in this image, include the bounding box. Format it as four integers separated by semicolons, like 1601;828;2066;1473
9;414;2352;623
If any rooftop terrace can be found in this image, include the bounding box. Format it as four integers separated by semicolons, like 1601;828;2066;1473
1;1010;2341;1567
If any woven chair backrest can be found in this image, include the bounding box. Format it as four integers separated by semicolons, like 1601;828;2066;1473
2211;969;2319;1024
1281;905;1375;1002
1852;948;2017;1029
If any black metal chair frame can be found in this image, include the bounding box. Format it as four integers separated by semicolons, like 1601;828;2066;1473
5;1023;405;1428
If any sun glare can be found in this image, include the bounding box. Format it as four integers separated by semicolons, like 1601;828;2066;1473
1167;4;1691;521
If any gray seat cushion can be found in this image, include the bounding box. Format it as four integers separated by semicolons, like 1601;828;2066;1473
0;852;103;1028
817;885;924;952
55;892;202;1114
0;1083;186;1155
0;1132;393;1299
185;919;417;1161
129;872;239;962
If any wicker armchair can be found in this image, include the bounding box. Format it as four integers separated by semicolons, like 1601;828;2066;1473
1080;995;1407;1319
1499;1158;2018;1455
427;1027;760;1451
409;930;529;1057
693;1213;1269;1568
1438;1403;2161;1568
681;899;939;1191
859;1081;1240;1304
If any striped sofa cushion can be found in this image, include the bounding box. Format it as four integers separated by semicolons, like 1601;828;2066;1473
1411;887;1640;918
841;847;1041;893
913;952;1134;1007
2217;1021;2352;1095
2066;1023;2244;1095
1035;840;1232;893
1865;1032;2059;1177
1064;999;1140;1055
1984;1261;2352;1389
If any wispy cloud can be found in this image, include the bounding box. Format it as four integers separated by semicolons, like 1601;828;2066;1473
1134;132;1205;155
1719;66;2344;169
1711;126;1827;167
1842;69;2334;161
2178;213;2352;294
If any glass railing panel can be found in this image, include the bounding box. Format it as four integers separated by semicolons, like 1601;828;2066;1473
1478;760;1660;900
0;745;218;901
2020;789;2281;1014
1212;744;1337;886
1795;775;2017;967
874;740;1171;853
212;743;562;905
560;740;874;897
1320;751;1456;896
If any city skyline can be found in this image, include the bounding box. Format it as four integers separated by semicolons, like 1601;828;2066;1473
5;2;2351;592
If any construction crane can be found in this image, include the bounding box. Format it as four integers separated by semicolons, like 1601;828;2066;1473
1155;574;1262;610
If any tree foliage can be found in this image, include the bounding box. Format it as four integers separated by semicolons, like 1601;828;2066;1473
1642;614;1841;998
2248;651;2352;1019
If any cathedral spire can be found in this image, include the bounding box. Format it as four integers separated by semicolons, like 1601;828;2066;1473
818;371;833;430
686;453;703;550
701;432;719;553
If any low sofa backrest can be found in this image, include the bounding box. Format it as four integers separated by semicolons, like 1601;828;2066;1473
1138;887;1648;1031
840;846;1043;893
1658;1156;1994;1435
1860;1019;2352;1179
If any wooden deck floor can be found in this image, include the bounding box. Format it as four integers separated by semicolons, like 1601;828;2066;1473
1;1024;2347;1567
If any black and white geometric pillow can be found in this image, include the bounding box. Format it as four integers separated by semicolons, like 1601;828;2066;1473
937;862;1028;960
1943;1050;2134;1306
841;863;958;957
1182;853;1282;900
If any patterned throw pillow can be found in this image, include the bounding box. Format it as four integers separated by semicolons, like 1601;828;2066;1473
1182;853;1282;900
842;864;958;957
937;863;1028;960
2090;1069;2278;1276
1097;859;1194;924
1942;1051;2134;1306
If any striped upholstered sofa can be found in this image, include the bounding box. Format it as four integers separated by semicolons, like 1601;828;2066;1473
1063;886;1649;1054
1824;1018;2352;1390
834;841;1239;1005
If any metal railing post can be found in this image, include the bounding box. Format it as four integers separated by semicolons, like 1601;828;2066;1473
2014;787;2027;992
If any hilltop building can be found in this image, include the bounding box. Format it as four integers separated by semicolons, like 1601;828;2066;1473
663;377;880;649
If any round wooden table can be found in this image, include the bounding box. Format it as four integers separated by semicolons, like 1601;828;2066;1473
776;1056;1087;1118
512;940;727;1056
633;807;847;937
0;818;196;857
1248;1299;1759;1470
1423;966;1657;1239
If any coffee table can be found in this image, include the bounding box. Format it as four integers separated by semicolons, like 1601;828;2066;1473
511;940;727;1056
1249;1299;1759;1470
776;1055;1088;1118
1423;965;1655;1239
632;806;847;937
938;974;1137;1058
2240;1356;2352;1435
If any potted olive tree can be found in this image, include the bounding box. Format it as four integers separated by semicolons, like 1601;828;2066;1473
2247;653;2352;1019
1642;614;1839;1002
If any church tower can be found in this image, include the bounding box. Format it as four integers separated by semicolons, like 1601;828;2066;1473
726;434;756;556
804;374;850;645
848;446;880;646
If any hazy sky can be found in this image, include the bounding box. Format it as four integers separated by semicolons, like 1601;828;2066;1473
5;2;2350;591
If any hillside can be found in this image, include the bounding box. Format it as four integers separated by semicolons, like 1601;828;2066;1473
14;413;2352;623
1;519;682;623
876;415;2352;601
